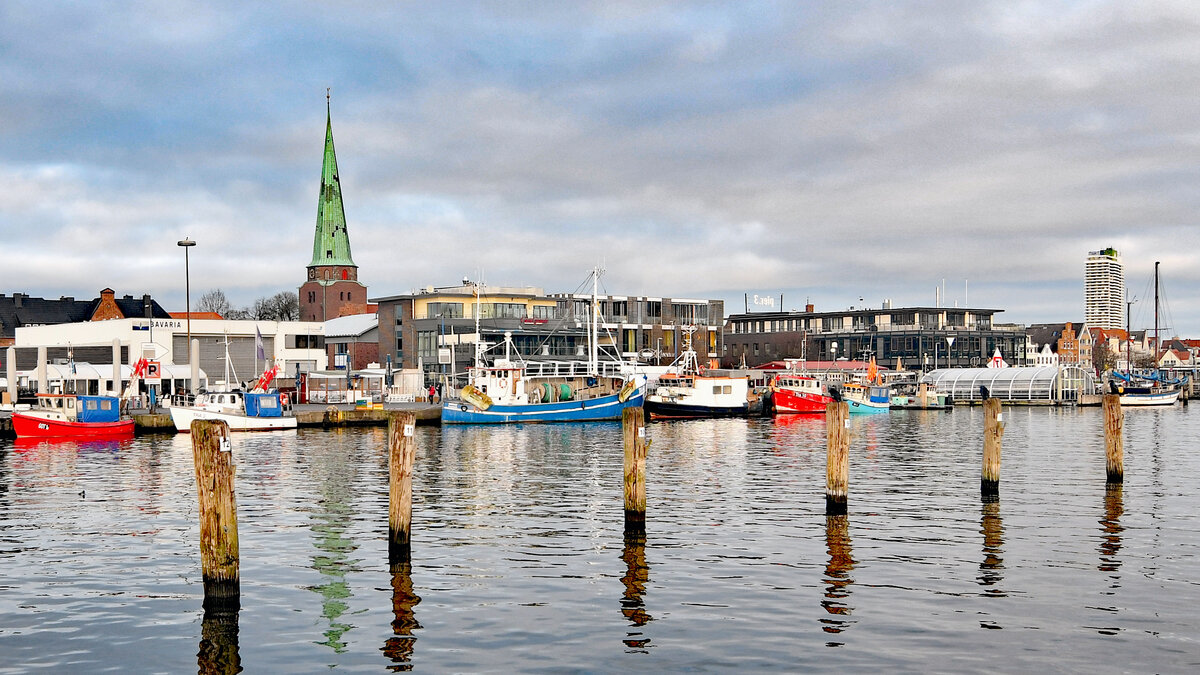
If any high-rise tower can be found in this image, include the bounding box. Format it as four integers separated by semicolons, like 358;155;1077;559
299;94;368;322
1085;248;1124;329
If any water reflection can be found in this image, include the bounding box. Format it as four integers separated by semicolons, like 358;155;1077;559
620;528;652;650
303;440;363;653
820;514;855;641
381;560;421;671
1099;484;1124;576
197;601;242;674
978;501;1005;597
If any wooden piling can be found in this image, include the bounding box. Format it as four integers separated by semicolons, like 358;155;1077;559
623;406;647;530
981;398;1004;499
1103;393;1123;483
191;419;239;605
825;401;850;515
388;412;417;562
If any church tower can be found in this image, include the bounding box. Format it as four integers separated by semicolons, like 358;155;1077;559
299;94;368;322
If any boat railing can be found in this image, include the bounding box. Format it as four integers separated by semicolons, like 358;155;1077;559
518;360;626;379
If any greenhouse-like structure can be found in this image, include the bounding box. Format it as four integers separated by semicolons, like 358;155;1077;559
920;365;1097;404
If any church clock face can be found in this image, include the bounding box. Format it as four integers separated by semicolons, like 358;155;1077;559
308;269;317;280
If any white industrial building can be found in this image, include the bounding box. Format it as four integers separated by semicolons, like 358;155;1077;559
12;317;328;395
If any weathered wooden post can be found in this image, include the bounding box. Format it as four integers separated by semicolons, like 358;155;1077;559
623;406;647;530
1102;393;1123;483
825;400;850;515
191;419;239;607
981;397;1004;500
5;346;16;405
389;411;417;562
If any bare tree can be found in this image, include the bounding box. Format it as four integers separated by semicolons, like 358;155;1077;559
1092;341;1117;373
196;289;233;317
269;291;299;321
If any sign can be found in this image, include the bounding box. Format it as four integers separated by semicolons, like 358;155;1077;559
144;360;162;384
438;348;452;365
752;294;776;308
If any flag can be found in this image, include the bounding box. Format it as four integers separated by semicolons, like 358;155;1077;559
255;326;266;360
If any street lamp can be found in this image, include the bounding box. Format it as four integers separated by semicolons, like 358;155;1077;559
177;238;196;369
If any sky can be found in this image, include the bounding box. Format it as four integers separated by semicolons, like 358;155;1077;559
2;1;1198;334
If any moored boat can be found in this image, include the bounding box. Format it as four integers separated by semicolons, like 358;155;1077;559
770;373;832;414
644;326;758;419
841;382;891;414
167;388;296;431
13;393;134;438
442;268;646;425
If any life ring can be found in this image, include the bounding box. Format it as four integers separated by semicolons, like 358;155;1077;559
498;378;507;389
281;393;289;406
460;404;468;412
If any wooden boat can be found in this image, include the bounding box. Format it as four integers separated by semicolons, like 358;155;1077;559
1111;262;1180;407
13;393;134;438
167;360;296;432
841;383;891;414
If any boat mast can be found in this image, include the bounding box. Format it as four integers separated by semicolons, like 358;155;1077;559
473;280;482;371
1154;261;1160;369
590;267;600;376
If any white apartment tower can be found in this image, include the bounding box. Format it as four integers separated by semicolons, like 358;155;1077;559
1085;248;1124;329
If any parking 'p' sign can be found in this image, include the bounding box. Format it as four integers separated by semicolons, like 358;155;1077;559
145;360;162;383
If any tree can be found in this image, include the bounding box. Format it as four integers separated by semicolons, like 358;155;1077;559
196;289;233;317
268;291;299;321
1092;341;1117;373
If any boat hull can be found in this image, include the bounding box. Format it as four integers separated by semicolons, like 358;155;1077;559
846;399;890;414
644;399;751;419
442;390;644;424
1119;390;1179;406
773;388;831;414
169;406;298;432
13;412;134;438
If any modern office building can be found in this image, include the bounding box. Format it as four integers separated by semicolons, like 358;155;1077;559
724;302;1026;370
1085;248;1124;330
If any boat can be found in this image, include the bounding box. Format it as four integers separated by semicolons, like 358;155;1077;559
840;382;891;414
644;326;758;419
166;340;297;431
441;268;647;424
1109;261;1180;407
770;372;833;414
12;393;134;438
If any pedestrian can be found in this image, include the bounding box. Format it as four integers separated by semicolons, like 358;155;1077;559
428;384;437;403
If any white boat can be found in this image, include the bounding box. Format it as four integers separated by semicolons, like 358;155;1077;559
644;326;758;419
167;388;296;431
1110;262;1180;407
166;338;297;431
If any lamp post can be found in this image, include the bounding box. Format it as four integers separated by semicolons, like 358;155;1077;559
177;238;196;368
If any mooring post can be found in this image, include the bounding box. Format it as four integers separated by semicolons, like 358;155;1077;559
623;406;647;530
191;419;239;606
825;400;850;515
981;397;1004;499
1102;393;1123;483
388;411;417;562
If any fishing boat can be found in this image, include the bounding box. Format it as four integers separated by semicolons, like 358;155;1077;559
12;393;134;438
841;382;891;413
1109;261;1180;407
644;326;758;419
166;339;297;431
441;269;646;424
770;372;832;414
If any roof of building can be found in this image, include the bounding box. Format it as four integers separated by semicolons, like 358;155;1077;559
309;98;355;269
0;291;170;339
324;313;377;338
170;312;225;320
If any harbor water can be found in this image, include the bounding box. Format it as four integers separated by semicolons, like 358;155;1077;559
2;407;1199;672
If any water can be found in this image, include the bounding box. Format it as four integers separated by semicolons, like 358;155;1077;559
2;407;1200;672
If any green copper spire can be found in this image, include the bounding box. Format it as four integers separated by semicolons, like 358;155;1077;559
309;93;356;268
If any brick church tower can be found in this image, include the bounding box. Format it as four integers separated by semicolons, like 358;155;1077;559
299;95;368;322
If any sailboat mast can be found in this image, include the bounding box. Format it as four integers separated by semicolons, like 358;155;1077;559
1154;261;1160;365
590;267;600;376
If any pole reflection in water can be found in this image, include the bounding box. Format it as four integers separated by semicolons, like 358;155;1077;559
1099;484;1124;576
305;440;362;654
197;600;241;675
620;528;652;650
381;560;421;671
820;514;855;642
978;500;1005;598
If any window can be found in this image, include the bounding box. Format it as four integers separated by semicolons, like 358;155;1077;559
646;301;661;320
533;305;554;319
428;302;464;319
480;303;527;319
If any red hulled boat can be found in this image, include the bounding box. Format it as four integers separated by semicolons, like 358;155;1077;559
12;394;134;438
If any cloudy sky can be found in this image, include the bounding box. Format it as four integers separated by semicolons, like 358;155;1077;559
2;1;1198;334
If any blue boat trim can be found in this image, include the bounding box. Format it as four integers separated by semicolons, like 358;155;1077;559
442;389;645;424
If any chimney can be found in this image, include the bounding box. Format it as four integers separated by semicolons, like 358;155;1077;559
805;303;814;313
13;293;24;308
143;294;153;318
